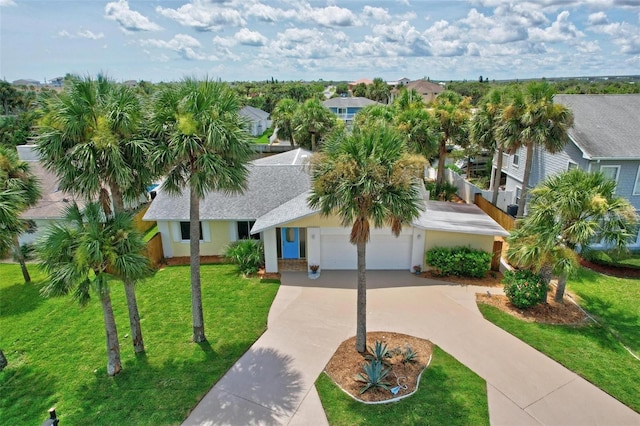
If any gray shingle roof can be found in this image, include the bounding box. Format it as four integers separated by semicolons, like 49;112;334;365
251;191;319;234
143;164;311;221
554;94;640;159
412;201;509;237
322;97;379;108
239;105;270;121
20;163;85;220
251;148;312;166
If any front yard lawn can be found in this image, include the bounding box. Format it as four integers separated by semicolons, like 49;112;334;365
316;346;489;426
478;267;640;413
0;263;279;425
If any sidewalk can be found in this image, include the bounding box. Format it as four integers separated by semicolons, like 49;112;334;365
183;271;640;425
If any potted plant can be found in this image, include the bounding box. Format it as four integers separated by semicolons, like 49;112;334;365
413;265;422;275
310;264;320;274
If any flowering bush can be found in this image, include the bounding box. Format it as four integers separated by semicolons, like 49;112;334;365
503;269;547;309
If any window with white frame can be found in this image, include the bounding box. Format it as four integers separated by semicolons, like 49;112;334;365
634;166;640;195
515;187;522;205
512;150;519;167
567;161;578;171
180;221;202;241
237;221;259;240
600;165;620;189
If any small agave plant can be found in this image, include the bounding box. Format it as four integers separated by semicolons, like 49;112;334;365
402;345;419;364
354;360;392;394
364;340;392;365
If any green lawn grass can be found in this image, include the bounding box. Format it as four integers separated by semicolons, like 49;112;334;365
316;346;489;426
477;267;640;413
0;263;279;425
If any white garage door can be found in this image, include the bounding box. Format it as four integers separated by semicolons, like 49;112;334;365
320;231;412;270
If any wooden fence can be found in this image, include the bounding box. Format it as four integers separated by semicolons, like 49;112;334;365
145;232;164;267
133;205;155;234
474;193;515;231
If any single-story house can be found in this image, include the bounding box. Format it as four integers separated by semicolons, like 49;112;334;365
143;148;509;273
495;94;640;246
239;105;271;137
389;79;444;105
322;97;379;125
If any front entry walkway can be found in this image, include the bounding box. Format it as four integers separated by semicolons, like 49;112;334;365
182;271;640;426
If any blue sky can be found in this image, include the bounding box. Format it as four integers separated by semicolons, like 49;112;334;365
1;0;639;84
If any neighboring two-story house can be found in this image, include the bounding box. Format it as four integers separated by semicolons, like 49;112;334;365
496;94;640;246
322;97;379;125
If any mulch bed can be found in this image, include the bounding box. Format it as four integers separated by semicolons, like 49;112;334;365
324;332;433;403
579;258;640;278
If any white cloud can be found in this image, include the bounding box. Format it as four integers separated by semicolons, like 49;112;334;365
298;4;359;27
140;34;215;60
57;29;105;40
0;0;17;7
529;11;584;42
362;6;391;21
588;12;609;25
105;0;161;32
589;19;640;54
156;0;245;31
245;3;296;22
234;28;267;46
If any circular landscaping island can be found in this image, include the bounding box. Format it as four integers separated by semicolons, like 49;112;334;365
324;332;433;403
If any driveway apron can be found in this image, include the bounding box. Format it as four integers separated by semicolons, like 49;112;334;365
182;270;640;426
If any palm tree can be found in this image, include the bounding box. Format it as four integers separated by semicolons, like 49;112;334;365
353;104;394;129
37;202;151;375
270;98;298;146
149;78;253;343
36;75;154;353
0;145;41;282
292;98;336;151
367;77;391;104
431;91;471;186
497;82;574;217
394;106;441;161
309;123;425;352
508;168;637;302
470;88;507;204
0;189;24;255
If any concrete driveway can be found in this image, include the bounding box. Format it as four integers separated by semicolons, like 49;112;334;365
183;271;640;426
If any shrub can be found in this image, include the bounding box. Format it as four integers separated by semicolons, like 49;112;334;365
401;346;418;364
502;269;547;309
364;341;391;365
354;360;392;394
425;181;458;201
425;246;491;278
224;239;264;276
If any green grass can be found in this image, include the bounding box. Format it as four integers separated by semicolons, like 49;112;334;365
585;250;640;269
252;128;274;144
477;267;640;413
142;224;158;242
0;263;279;425
316;346;489;426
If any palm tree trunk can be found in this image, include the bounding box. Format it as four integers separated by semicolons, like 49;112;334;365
124;279;145;353
517;143;534;218
355;241;367;353
491;146;504;205
554;273;568;304
110;183;145;353
436;140;447;186
190;186;206;343
100;290;122;376
12;235;30;283
311;132;316;151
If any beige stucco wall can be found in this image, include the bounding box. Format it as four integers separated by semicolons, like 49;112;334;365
424;230;494;253
169;221;233;257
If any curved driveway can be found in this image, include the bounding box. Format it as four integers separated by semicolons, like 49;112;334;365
183;271;640;426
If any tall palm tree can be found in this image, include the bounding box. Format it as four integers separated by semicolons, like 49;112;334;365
37;202;151;375
497;82;574;217
0;145;41;282
292;98;336;151
0;189;24;255
367;77;391;104
394;106;441;161
309;123;425;352
149;78;254;343
36;74;154;353
270;98;298;146
470;88;507;204
431;91;471;186
508;168;637;302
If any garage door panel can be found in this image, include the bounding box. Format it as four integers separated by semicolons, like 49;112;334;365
320;232;411;270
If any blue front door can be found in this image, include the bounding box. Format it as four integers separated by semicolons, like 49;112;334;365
281;228;299;259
